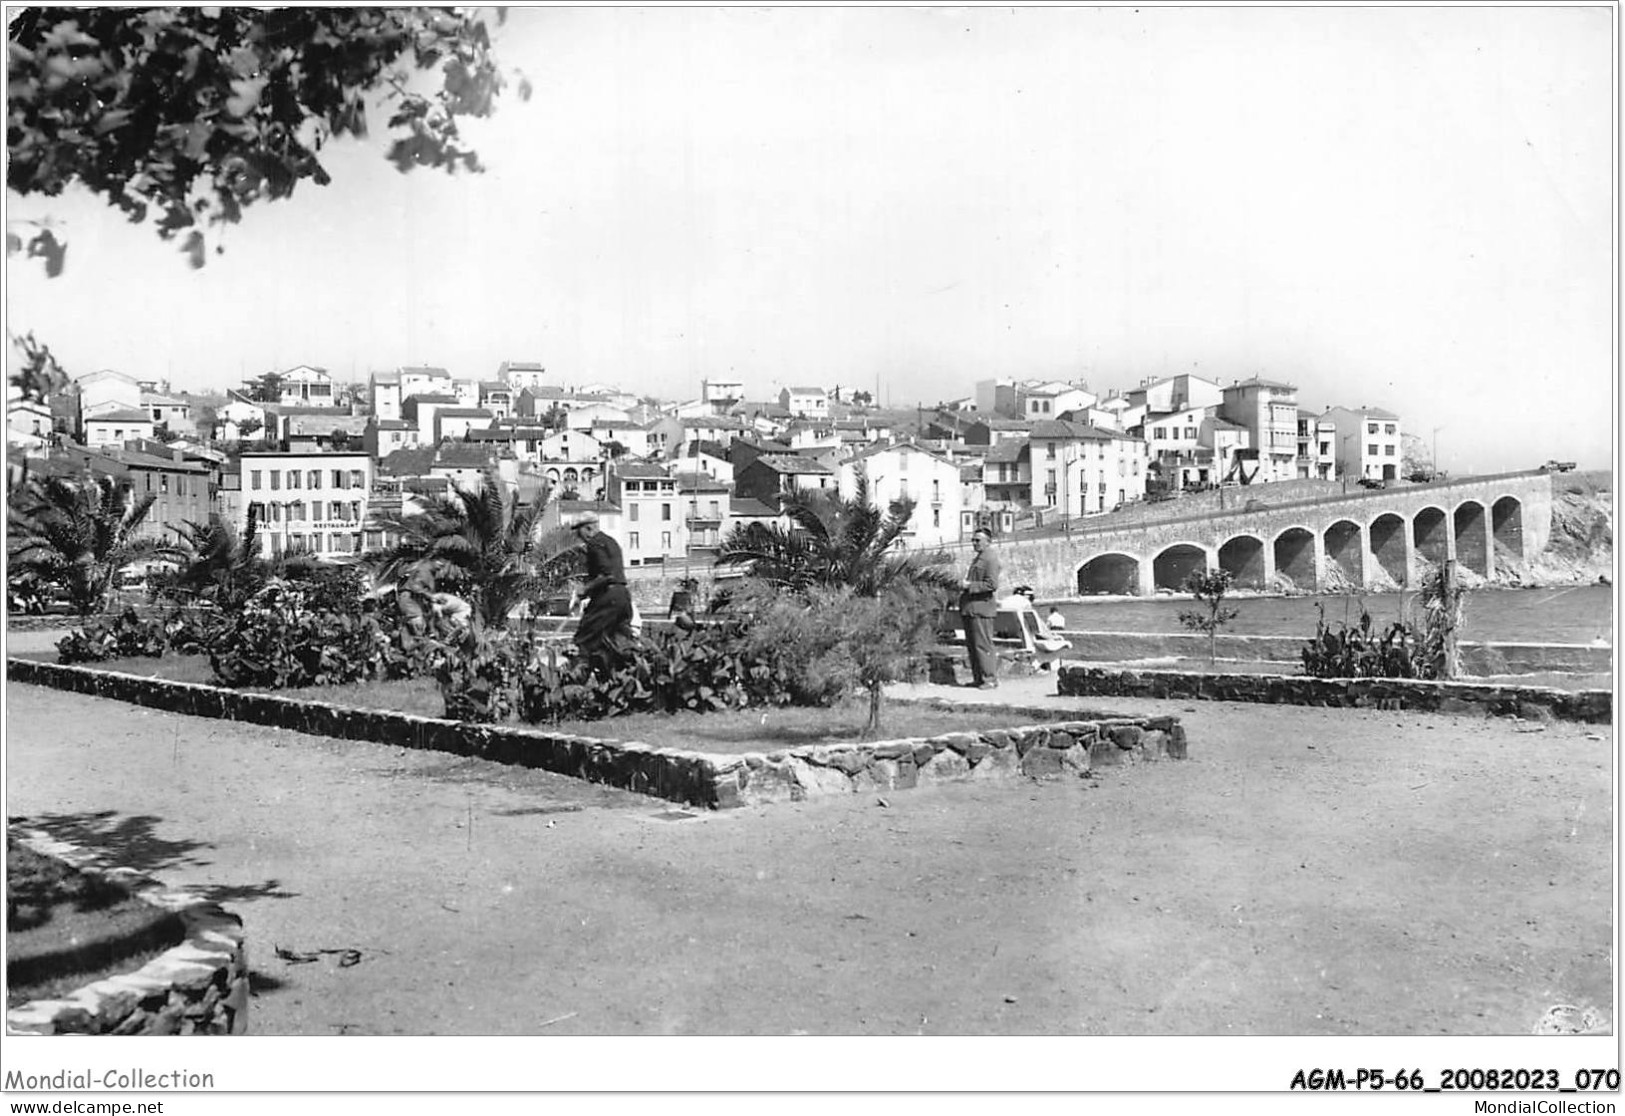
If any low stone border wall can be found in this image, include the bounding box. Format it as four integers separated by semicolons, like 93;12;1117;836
1056;665;1612;723
7;659;1185;809
718;713;1186;806
6;829;248;1036
1055;631;1612;676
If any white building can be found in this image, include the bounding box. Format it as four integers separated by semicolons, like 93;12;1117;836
777;386;828;418
588;420;650;458
370;370;403;422
563;403;633;432
435;407;496;443
1016;381;1097;421
1141;405;1214;466
701;377;745;408
399;365;453;399
237;449;373;560
838;440;966;549
606;462;686;567
7;393;52;450
274;364;335;405
83;408;156;447
75;368;142;422
1219;377;1300;484
1028;420;1149;516
1321;405;1403;482
498;361;549;392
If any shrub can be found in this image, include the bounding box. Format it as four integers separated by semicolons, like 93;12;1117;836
56;608;167;664
512;622;787;726
717;580;941;736
1300;603;1431;679
436;626;522;723
161;607;229;656
207;583;441;689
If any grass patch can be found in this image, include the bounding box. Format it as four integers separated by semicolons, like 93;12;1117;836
6;839;187;1009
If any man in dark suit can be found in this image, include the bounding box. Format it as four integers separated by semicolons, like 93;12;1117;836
959;528;1001;689
568;512;636;672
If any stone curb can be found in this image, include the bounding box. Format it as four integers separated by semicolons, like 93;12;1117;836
1055;665;1612;723
5;659;1186;809
6;828;248;1036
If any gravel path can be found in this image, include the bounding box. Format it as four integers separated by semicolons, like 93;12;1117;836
5;673;1612;1040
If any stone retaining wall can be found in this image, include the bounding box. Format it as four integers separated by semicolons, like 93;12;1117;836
6;829;248;1036
1056;665;1612;723
1056;631;1613;676
718;712;1186;806
6;659;1185;809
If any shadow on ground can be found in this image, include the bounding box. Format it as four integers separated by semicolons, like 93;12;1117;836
10;809;297;904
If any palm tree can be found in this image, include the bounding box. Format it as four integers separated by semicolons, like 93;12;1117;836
166;514;267;607
717;478;955;737
715;475;957;597
7;471;168;616
364;473;579;628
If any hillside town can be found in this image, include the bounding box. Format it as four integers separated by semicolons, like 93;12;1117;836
5;361;1424;576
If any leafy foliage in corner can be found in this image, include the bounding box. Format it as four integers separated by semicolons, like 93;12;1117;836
7;7;532;267
7;331;69;403
1300;602;1431;680
55;608;167;664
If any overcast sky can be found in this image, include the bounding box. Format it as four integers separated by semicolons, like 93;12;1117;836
5;4;1615;472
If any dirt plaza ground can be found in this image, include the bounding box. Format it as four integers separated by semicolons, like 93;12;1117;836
3;670;1613;1038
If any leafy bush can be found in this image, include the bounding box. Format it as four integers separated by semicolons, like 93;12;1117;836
161;608;229;657
1300;603;1431;679
275;561;369;615
56;608;167;664
510;621;789;726
436;627;522;723
207;583;441;689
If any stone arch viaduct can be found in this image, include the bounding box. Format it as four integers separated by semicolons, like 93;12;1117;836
958;471;1555;598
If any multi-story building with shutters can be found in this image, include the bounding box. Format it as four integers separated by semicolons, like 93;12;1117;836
234;449;374;560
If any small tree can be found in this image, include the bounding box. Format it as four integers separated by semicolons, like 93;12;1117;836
839;583;941;737
724;580;941;738
1178;568;1240;663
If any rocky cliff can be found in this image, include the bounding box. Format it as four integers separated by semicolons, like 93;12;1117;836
1508;471;1614;588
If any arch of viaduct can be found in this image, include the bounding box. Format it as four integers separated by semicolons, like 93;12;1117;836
983;471;1556;598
